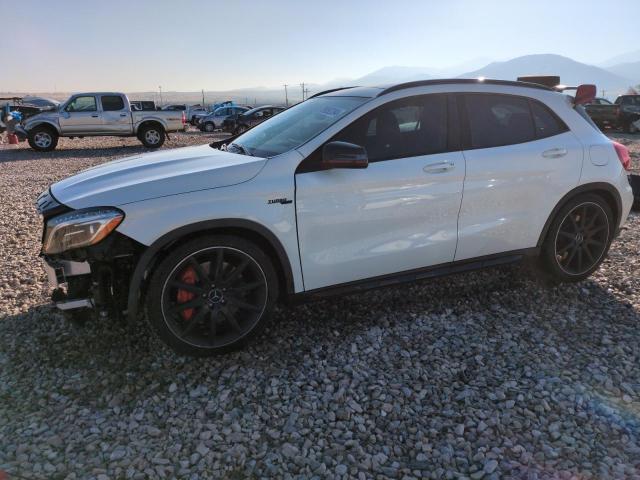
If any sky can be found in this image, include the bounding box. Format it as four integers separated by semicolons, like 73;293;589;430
3;0;639;93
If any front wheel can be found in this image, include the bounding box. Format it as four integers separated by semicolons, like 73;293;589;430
139;125;165;148
541;194;614;282
203;122;215;132
146;235;279;356
28;126;59;151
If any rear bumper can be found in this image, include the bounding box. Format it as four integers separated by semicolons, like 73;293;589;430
43;258;94;311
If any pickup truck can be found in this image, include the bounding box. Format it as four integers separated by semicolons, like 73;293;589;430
584;97;618;130
20;92;186;151
585;95;640;133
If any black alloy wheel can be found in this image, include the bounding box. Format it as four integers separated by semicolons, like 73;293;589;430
554;202;609;276
541;193;614;282
147;236;278;356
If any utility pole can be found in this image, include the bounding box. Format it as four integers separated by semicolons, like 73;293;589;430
300;82;305;102
304;88;310;100
158;85;163;106
202;89;205;106
283;84;289;107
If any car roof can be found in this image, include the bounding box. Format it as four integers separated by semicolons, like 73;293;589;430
315;79;554;99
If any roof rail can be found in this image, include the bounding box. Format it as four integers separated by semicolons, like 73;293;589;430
377;78;553;97
308;86;357;99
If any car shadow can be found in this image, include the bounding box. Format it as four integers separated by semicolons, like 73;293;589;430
2;264;640;416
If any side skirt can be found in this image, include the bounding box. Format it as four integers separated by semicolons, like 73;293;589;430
289;248;539;304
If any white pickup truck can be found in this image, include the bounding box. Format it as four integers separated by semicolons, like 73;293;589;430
20;92;186;151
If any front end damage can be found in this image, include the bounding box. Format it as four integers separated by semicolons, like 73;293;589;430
37;189;144;321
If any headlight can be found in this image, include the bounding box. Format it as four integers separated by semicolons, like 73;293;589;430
43;208;124;254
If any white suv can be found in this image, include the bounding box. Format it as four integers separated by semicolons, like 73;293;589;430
37;79;634;356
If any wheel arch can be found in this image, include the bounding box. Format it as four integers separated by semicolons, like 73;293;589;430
26;121;60;134
536;182;622;247
135;120;166;136
126;218;295;322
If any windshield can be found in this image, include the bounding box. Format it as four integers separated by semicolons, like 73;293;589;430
228;96;369;157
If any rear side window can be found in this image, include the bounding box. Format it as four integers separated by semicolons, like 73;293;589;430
101;95;125;111
465;94;534;148
530;100;568;139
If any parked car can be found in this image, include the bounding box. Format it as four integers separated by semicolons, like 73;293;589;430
614;95;640;133
584;97;618;130
191;101;239;126
19;92;186;151
162;104;186;111
222;105;286;134
198;106;250;132
37;79;633;356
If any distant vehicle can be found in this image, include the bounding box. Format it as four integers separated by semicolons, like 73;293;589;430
19;92;186;151
584;98;618;130
162;104;186;111
191;101;239;125
614;95;640;133
222;105;286;134
198;106;250;132
130;100;157;111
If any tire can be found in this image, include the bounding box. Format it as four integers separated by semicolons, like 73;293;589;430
28;126;59;151
234;124;247;135
540;193;614;283
138;124;165;148
146;235;279;356
204;122;215;132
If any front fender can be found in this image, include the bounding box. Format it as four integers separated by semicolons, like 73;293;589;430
24;119;61;134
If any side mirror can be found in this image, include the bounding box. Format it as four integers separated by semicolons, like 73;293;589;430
322;141;368;169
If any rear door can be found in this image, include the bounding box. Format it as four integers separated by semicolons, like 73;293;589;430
99;95;131;134
59;95;102;134
455;93;582;261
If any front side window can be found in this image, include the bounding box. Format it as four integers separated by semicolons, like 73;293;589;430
101;95;125;111
333;94;448;162
465;94;534;149
228;96;368;157
66;96;97;112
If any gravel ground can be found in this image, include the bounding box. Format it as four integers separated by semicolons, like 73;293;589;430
1;132;640;479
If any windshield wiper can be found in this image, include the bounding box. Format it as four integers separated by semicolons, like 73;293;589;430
230;143;252;156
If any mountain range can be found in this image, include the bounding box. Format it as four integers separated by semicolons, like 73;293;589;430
5;52;640;105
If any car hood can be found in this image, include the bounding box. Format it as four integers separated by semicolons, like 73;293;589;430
51;144;267;209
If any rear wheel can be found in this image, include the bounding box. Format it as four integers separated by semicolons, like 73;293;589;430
28;126;58;151
139;124;165;148
204;122;215;132
541;194;614;282
146;235;279;356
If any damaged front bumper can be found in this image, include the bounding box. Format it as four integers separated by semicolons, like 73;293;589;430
43;258;94;311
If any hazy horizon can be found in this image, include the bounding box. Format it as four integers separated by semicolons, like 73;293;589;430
4;0;639;94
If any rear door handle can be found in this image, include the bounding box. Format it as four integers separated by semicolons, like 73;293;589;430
423;161;455;173
542;148;567;158
91;114;100;118
119;113;127;117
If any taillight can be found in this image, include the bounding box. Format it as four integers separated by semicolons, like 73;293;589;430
181;112;186;125
612;141;631;171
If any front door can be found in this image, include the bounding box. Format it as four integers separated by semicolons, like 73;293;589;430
59;95;102;134
295;94;465;290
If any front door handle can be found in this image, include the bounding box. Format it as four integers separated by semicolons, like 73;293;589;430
423;161;455;173
91;114;100;118
119;113;128;117
542;148;567;158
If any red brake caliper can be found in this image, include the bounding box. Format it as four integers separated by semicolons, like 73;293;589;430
176;266;197;321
